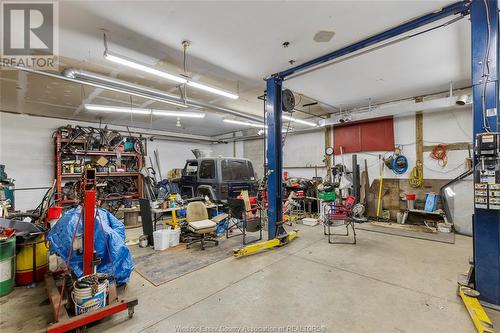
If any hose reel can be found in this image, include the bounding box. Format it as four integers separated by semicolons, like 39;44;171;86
282;89;295;113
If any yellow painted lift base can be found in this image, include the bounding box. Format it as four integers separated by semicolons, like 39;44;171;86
233;230;299;258
458;286;495;333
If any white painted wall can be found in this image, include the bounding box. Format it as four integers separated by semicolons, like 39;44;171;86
0;112;211;211
210;132;244;159
283;130;327;180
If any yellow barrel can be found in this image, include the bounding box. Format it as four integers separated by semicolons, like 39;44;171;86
16;235;49;286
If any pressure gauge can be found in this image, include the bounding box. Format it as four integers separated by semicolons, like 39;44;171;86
325;146;334;156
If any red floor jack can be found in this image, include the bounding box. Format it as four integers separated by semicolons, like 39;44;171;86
45;169;138;333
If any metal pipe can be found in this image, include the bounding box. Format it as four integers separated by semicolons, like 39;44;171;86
62;68;188;108
220;126;323;143
0;108;216;143
62;68;263;122
14;66;263;122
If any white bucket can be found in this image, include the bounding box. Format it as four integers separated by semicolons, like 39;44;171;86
72;278;108;315
153;229;170;250
168;228;181;247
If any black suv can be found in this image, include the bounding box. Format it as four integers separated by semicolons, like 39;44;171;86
178;157;258;201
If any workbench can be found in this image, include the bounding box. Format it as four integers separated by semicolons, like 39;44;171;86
151;203;221;229
400;209;449;225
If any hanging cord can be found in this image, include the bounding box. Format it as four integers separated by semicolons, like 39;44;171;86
391;155;408;174
409;160;424;188
263;96;267;178
103;31;108;53
282;118;292;146
430;144;448;167
181;41;190;102
481;0;492;132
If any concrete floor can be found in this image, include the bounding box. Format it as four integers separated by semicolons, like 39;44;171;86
1;224;499;332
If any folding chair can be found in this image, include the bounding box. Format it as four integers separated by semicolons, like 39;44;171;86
226;198;263;245
324;195;357;244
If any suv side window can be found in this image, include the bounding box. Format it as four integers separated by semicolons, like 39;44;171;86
221;159;255;181
183;161;198;176
199;160;215;179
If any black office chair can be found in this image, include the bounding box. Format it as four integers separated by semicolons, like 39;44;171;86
226;198;262;245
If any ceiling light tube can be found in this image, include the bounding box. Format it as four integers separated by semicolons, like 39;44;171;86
85;104;205;118
258;128;290;135
85;104;150;115
63;68;188;108
223;119;266;128
152;110;205;118
104;51;239;100
104;51;187;84
282;114;318;127
187;81;239;100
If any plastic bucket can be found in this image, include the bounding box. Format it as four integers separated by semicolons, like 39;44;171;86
139;235;149;248
0;237;16;297
153;229;170;250
405;194;416;210
168;228;181;247
47;207;62;220
72;278;108;315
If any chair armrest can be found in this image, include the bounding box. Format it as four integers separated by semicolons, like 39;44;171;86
211;213;228;224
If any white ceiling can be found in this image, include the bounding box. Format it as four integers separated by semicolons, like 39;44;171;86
0;0;471;136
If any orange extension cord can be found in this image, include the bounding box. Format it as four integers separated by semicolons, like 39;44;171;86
430;144;448;167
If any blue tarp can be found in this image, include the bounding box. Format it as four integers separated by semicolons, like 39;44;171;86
47;206;134;285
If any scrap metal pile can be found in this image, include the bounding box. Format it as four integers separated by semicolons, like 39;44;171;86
58;125;144;154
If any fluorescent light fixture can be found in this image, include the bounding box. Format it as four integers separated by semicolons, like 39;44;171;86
105;51;239;100
85;104;150;115
258;129;290;135
104;52;187;84
282;114;318;127
85;104;205;118
223;119;266;128
152;110;205;118
187;81;238;100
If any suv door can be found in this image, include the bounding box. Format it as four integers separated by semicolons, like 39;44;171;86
196;159;218;199
180;160;198;197
220;159;258;198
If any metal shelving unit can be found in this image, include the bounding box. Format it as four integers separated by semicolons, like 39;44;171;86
54;131;143;206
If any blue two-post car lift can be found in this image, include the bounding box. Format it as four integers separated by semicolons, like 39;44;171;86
242;0;500;314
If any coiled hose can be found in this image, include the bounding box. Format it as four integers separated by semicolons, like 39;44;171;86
391;155;408;174
430;144;448;167
409;160;424;188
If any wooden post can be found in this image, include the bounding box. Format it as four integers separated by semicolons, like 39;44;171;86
416;112;423;178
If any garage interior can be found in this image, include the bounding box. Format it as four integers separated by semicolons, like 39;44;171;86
1;1;500;332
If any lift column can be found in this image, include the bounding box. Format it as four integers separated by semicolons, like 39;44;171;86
265;77;283;240
471;0;500;306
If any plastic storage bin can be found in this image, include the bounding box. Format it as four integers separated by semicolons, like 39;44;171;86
153;229;170;250
318;191;336;201
168;228;181;247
